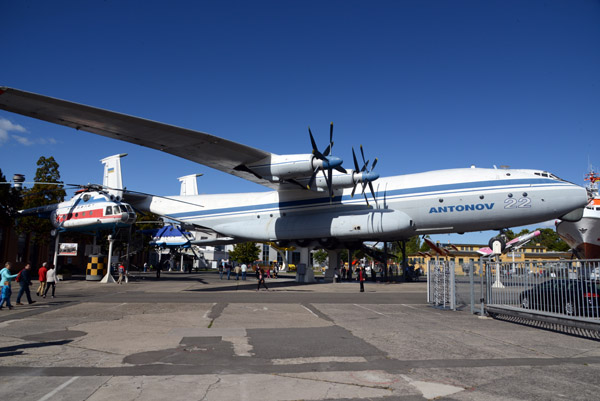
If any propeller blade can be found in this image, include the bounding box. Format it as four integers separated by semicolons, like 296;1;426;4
306;167;319;189
328;167;333;198
308;127;318;151
360;145;366;165
368;181;378;207
361;160;369;172
329;122;333;145
371;158;378;171
334;165;347;174
352;148;360;172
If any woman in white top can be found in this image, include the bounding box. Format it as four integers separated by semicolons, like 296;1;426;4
43;265;58;298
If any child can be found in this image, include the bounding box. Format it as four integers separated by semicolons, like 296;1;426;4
0;281;13;310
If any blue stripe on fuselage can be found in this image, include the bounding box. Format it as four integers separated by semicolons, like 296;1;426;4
168;177;570;220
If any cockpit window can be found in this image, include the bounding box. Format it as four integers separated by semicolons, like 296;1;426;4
119;205;128;213
534;171;566;182
106;206;113;215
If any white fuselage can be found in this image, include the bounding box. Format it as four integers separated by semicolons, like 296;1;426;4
132;167;587;244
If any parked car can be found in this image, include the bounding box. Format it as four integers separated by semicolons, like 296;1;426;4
519;279;600;317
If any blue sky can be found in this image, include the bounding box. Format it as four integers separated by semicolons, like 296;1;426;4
1;1;599;245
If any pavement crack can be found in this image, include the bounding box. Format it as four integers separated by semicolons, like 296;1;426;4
199;376;221;401
83;376;112;400
273;373;392;391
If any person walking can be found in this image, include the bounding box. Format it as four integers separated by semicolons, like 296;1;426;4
218;260;224;279
256;267;269;291
235;264;241;280
0;262;18;310
16;263;36;305
359;266;366;292
117;263;127;284
37;262;48;296
0;280;14;310
226;262;232;280
241;263;247;280
43;264;58;298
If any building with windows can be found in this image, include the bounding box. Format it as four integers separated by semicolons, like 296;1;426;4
408;242;573;276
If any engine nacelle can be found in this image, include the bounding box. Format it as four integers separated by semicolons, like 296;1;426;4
213;209;415;242
248;154;314;181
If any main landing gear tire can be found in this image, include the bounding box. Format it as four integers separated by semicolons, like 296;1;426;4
489;236;506;253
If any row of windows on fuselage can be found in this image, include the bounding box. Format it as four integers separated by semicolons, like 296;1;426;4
66;204;131;219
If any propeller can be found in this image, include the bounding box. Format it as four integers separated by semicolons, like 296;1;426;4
351;145;379;207
306;122;347;198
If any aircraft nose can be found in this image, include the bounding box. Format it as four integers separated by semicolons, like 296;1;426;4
559;183;589;221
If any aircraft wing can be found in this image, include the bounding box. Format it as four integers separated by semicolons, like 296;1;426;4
0;87;280;189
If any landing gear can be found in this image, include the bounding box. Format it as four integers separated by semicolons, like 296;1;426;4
488;235;506;254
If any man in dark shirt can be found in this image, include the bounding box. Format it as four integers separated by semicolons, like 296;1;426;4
16;263;36;305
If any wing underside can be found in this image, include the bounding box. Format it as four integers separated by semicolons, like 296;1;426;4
0;87;281;189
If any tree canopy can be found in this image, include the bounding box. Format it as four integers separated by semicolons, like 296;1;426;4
0;168;22;226
17;156;66;244
312;249;328;266
229;242;261;265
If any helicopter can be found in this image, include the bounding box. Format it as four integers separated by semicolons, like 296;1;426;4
11;154;137;233
17;183;136;233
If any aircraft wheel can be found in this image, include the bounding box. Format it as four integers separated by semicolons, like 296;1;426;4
488;236;506;253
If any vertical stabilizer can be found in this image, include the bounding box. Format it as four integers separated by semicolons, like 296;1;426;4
178;174;203;196
101;153;127;199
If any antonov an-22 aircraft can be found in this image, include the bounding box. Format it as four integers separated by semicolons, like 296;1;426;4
0;87;589;251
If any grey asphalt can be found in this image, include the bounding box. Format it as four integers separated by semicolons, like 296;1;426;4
1;271;600;400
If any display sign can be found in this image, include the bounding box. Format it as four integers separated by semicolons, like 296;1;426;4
59;243;78;256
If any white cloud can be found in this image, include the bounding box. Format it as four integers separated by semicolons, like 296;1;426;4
0;117;26;144
12;135;34;146
0;117;57;146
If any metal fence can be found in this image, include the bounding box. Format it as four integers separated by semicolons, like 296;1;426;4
486;259;600;321
427;258;600;329
427;259;455;310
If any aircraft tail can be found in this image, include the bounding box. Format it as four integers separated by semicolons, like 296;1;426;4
178;174;202;196
101;153;127;199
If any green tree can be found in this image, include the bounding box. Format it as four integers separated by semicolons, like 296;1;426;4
535;228;569;252
405;236;422;255
229;242;261;265
0;168;23;226
18;156;66;244
312;249;328;266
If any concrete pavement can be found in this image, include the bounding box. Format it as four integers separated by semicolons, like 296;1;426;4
1;271;600;400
